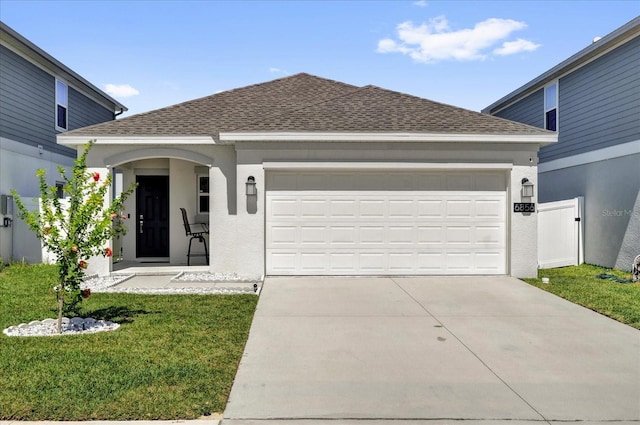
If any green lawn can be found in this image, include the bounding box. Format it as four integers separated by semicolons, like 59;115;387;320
0;263;258;420
524;264;640;330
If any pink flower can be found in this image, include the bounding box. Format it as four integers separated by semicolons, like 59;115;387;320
79;260;88;269
110;213;118;219
93;172;100;182
121;215;127;220
105;247;113;257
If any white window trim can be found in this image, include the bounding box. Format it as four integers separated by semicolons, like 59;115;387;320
196;173;210;215
55;79;68;132
544;81;559;131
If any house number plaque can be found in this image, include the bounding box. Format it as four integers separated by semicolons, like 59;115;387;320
513;203;536;213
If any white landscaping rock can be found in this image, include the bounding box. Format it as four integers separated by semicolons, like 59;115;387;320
3;317;119;337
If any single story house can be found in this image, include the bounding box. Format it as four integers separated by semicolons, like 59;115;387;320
58;73;556;278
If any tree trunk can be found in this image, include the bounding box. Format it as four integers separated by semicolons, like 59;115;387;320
57;295;64;334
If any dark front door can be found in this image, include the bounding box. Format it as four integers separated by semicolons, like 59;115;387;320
136;176;169;257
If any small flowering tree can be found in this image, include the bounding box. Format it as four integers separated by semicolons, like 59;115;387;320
12;141;135;333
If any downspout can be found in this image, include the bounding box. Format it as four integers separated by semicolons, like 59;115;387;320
114;108;125;119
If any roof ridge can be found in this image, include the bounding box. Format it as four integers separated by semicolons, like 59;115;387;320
226;75;363;132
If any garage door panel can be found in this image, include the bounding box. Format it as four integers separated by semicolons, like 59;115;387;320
417;226;445;245
388;226;415;245
266;171;507;275
446;200;473;218
476;199;505;218
475;252;504;271
446;252;474;271
360;200;385;217
447;226;473;244
475;225;504;245
331;227;357;245
269;252;297;273
388;252;415;272
388;200;415;218
418;200;444;218
360;252;387;272
360;226;386;244
300;252;327;272
270;199;298;218
301;199;327;218
330;252;357;272
300;226;327;245
270;226;298;246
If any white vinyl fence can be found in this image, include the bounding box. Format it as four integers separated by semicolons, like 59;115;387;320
537;197;584;268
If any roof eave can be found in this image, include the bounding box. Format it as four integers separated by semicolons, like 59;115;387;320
57;135;216;148
220;132;557;145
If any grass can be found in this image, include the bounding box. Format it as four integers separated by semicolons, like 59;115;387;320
0;263;258;420
524;264;640;330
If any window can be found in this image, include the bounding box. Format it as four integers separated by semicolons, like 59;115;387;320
55;182;64;199
198;175;210;214
55;79;68;131
544;82;558;131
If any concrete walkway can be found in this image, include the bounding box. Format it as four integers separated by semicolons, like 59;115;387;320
223;276;640;424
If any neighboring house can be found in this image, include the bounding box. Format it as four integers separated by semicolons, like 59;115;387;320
483;17;640;271
58;73;556;279
0;22;126;263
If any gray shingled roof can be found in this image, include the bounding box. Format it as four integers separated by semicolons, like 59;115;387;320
66;73;550;138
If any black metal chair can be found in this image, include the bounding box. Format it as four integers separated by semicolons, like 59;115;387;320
180;208;209;265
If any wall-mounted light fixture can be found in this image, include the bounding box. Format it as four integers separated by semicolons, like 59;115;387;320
0;194;13;215
246;176;257;196
521;178;534;198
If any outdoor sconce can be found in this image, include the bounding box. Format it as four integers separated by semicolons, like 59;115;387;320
521;178;534;198
246;176;257;196
0;194;13;215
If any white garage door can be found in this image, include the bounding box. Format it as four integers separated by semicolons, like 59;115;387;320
266;171;507;275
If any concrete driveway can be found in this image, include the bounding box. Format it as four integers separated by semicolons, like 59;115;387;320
223;276;640;424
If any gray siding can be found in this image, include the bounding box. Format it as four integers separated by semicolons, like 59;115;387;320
69;86;114;131
494;88;544;128
0;45;114;157
543;35;640;162
493;36;640;163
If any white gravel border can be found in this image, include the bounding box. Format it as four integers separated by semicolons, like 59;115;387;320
3;317;119;337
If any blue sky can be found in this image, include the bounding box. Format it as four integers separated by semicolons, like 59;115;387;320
1;1;638;116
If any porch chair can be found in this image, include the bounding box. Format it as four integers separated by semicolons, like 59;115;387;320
180;208;209;266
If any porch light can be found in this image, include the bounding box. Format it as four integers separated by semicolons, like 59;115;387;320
521;178;534;198
246;176;257;196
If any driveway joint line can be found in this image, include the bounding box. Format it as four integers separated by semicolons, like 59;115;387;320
390;277;551;424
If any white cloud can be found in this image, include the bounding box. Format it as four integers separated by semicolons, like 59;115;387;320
413;1;428;7
269;67;289;76
377;16;537;63
104;83;139;98
493;38;541;55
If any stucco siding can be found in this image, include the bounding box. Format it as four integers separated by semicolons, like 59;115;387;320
494;88;544;129
82;141;541;278
539;153;640;269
